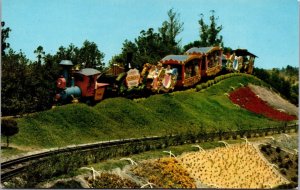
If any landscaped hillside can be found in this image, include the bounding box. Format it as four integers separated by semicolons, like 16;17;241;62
2;74;297;152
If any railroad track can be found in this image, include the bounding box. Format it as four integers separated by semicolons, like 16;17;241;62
1;136;161;181
1;124;297;182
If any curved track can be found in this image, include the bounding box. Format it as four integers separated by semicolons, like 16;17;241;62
1;124;297;182
1;136;161;181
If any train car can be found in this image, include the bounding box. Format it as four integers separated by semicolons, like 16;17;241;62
233;49;257;74
185;46;223;77
225;49;257;74
159;54;201;88
159;46;222;88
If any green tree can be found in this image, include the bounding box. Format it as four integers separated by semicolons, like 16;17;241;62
111;9;184;69
111;40;138;67
77;40;105;70
253;67;297;105
1;119;19;148
134;28;163;67
1;21;11;56
34;45;45;65
56;44;79;64
158;8;184;54
207;10;223;46
290;84;298;106
183;10;223;51
1;49;30;115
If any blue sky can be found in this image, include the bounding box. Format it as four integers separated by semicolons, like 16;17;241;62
2;0;299;69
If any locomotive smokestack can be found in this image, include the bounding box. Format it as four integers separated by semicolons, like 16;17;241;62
59;60;73;86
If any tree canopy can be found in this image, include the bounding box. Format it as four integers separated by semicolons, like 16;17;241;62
1;119;19;147
110;8;184;69
1;33;105;115
183;10;223;51
1;21;11;56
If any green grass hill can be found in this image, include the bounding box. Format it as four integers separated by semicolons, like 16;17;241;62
2;74;295;152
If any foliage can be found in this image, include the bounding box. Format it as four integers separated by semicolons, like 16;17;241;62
183;10;223;51
1;119;19;147
1;21;11;56
87;173;139;188
1;38;105;116
2;50;32;115
260;144;298;188
158;8;184;54
34;46;45;65
76;40;105;69
111;9;183;69
253;66;298;105
1;48;61;116
131;157;196;188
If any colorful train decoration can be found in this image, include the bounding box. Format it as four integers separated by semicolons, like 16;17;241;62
55;60;109;104
54;46;257;104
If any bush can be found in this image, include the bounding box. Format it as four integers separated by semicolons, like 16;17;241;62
276;147;281;153
260;145;267;152
277;156;282;163
1;119;19;147
196;85;202;91
291;176;298;183
279;168;287;175
202;83;208;89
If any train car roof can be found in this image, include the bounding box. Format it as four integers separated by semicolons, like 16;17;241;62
160;54;201;65
234;49;258;58
185;46;221;55
76;68;101;76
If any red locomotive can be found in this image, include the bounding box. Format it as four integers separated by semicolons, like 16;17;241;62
55;60;109;104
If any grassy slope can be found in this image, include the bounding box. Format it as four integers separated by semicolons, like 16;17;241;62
3;74;290;149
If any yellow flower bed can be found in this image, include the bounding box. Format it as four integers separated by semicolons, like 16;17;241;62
130;157;196;188
179;143;289;188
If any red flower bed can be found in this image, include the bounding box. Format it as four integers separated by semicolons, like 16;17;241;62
229;87;297;121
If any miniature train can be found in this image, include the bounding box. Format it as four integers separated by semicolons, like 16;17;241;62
54;47;257;104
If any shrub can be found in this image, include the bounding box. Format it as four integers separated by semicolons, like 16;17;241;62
291;176;298;183
277;156;282;163
202;83;208;89
276;147;281;153
196;85;202;91
1;119;19;147
279;168;287;175
260;145;267;152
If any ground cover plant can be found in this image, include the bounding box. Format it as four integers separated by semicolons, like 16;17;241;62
229;86;297;121
179;143;288;188
28;134;297;189
260;144;298;187
84;172;140;188
260;135;298;189
130;157;196;188
1;74;295;156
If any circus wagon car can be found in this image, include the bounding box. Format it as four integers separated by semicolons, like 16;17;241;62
227;49;257;74
159;46;223;88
